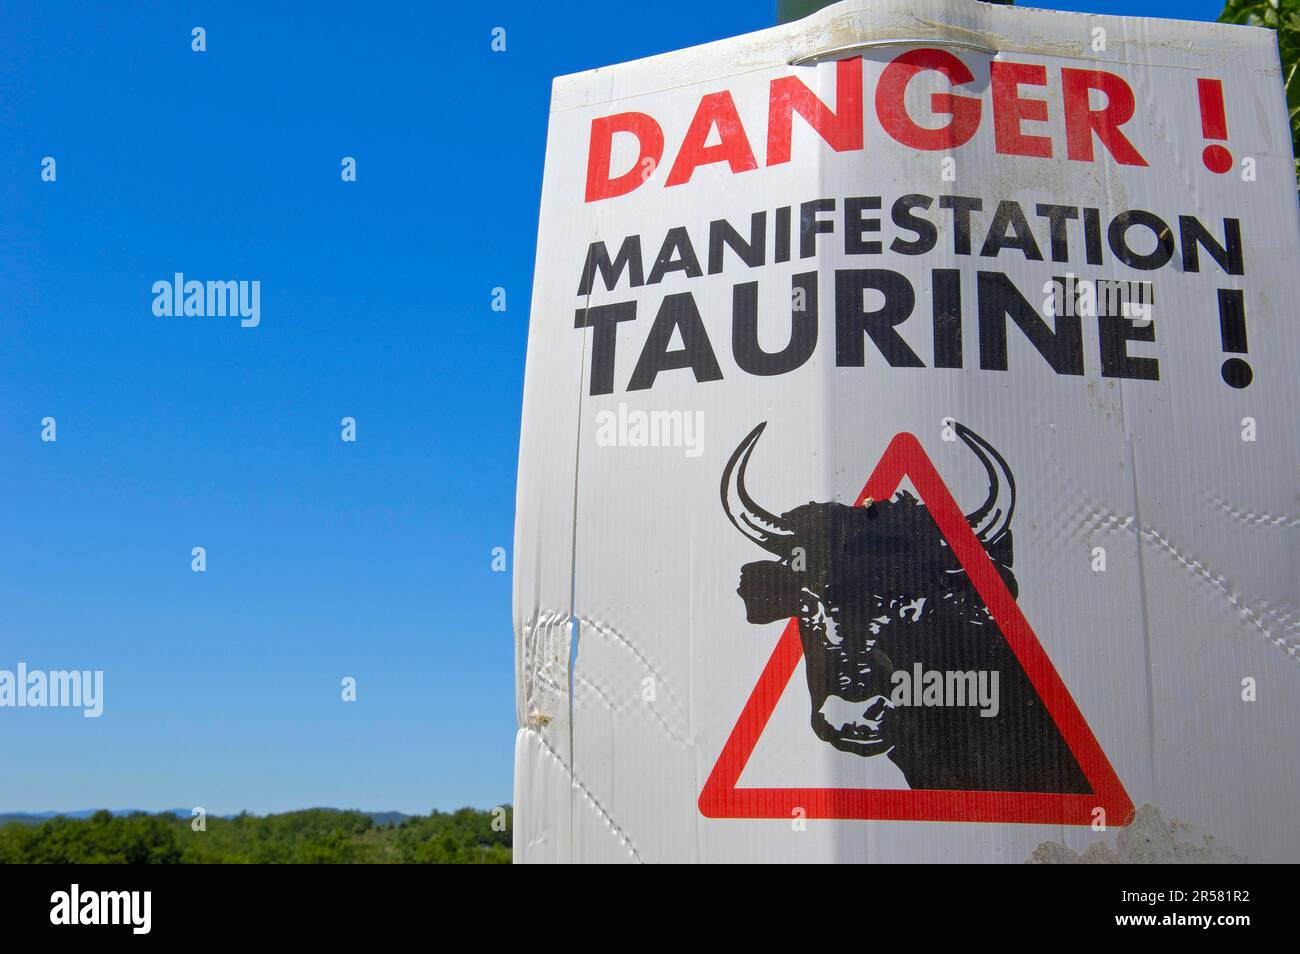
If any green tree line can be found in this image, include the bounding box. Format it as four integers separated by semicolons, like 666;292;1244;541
0;807;511;864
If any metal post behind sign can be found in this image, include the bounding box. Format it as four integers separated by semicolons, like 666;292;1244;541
778;0;1013;24
777;0;839;24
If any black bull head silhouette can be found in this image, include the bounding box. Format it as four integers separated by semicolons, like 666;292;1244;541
722;422;1089;794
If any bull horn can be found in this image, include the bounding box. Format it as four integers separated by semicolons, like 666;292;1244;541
721;422;794;554
955;422;1015;545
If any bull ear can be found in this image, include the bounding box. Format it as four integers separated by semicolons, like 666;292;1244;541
737;561;803;624
954;422;1015;546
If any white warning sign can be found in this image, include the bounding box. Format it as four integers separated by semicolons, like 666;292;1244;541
514;0;1300;863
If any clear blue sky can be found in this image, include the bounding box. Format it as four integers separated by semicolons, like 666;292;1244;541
0;0;1225;815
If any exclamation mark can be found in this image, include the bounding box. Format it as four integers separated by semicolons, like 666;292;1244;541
1217;289;1252;388
1197;78;1233;174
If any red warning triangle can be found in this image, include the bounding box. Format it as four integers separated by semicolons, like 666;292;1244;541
698;431;1133;826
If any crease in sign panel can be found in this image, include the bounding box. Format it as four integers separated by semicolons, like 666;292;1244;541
699;425;1134;825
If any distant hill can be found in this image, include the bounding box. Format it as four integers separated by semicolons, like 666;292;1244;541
0;808;413;826
0;809;191;825
355;811;412;827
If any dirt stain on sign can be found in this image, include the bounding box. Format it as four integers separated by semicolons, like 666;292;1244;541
1027;804;1247;863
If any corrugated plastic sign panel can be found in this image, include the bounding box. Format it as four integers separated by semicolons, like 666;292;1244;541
514;0;1300;863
